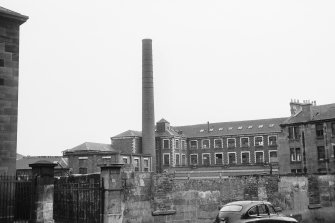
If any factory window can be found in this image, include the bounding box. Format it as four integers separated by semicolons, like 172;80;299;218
163;153;170;166
181;140;186;149
255;151;264;164
331;123;335;136
228;152;236;164
248;125;253;129
163;139;170;149
269;150;278;163
258;125;263;128
202;139;210;149
317;146;325;161
143;158;150;172
240;137;249;147
0;78;4;86
133;158;140;171
175;139;180;149
122;157;129;164
79;168;87;174
241;152;250;164
202;153;210;166
175;153;180;166
0;59;4;67
215;153;223;165
214;139;222;148
332;144;335;158
190;140;198;149
254;136;264;146
190;154;198;165
268;135;277;146
181;154;186;166
290;148;301;162
288;126;300;139
227;138;236;148
316;124;324;138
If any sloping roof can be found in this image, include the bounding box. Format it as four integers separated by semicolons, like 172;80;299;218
63;142;117;153
112;130;142;138
16;156;68;170
16;153;24;160
156;127;183;137
0;6;28;24
283;103;335;125
174;117;287;138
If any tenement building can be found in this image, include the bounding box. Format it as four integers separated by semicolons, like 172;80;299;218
278;100;335;174
0;7;28;174
156;118;285;174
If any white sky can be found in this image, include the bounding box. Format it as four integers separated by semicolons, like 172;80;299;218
2;0;335;156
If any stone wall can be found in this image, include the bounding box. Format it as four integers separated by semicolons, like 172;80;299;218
0;15;25;175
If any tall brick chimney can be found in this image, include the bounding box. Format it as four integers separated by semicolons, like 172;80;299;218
142;39;156;172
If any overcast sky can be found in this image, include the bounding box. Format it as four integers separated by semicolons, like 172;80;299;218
2;0;335;156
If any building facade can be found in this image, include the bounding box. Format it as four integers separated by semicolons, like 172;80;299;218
63;142;152;174
278;100;335;174
0;7;28;175
156;118;285;174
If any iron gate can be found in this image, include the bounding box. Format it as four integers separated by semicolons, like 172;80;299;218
0;175;33;223
53;175;104;223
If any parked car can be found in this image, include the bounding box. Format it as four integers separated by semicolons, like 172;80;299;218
214;200;298;223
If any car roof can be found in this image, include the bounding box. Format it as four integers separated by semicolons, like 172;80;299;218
222;201;271;211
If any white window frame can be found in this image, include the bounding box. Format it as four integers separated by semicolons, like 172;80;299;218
143;158;150;172
175;153;180;166
255;151;264;163
181;140;186;149
175;139;180;149
190;140;198;149
78;157;88;160
133;157;140;171
254;136;264;146
181;154;187;166
102;156;111;159
163;153;170;166
227;138;236;148
214;139;223;148
268;150;278;163
202;139;210;149
190;154;198;165
268;135;277;146
214;152;224;165
163;139;170;149
122;156;129;164
241;151;250;164
227;152;237;164
202;153;211;165
240;137;249;147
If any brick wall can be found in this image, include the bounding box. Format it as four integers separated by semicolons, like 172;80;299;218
0;18;22;175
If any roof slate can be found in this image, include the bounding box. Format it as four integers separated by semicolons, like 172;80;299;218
174;117;287;138
16;156;68;170
112;130;142;138
63;142;117;153
283;103;335;125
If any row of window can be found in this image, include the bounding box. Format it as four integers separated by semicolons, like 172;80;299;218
288;123;335;140
162;136;277;150
290;145;335;162
198;124;276;133
162;150;278;166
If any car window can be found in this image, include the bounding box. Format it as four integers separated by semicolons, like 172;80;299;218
267;205;276;215
220;205;243;212
258;204;268;215
248;206;258;216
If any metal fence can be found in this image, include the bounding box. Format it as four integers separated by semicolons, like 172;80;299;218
0;175;33;223
53;175;104;223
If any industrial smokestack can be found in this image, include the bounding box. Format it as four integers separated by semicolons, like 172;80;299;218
142;39;156;172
